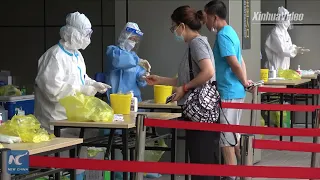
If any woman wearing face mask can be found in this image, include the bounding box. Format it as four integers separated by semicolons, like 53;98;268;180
146;5;220;180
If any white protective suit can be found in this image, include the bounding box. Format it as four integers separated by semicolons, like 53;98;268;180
34;12;110;131
265;7;299;70
34;12;111;178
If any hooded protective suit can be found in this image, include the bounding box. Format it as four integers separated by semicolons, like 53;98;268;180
105;22;150;102
265;7;299;70
34;12;110;131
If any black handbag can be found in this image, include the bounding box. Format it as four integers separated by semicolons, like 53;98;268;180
182;47;221;123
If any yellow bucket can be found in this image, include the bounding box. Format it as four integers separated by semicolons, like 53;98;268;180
154;85;173;104
260;69;269;82
110;94;131;114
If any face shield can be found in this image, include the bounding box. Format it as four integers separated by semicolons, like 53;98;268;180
118;26;144;52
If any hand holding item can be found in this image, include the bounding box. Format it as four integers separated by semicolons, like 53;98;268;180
298;47;310;54
92;82;112;93
172;86;185;102
80;85;98;96
145;75;161;85
139;59;151;72
244;80;254;93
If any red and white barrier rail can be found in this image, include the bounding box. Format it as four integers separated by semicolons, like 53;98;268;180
259;86;320;95
222;102;317;111
29;156;320;179
144;118;320;137
254;139;320;152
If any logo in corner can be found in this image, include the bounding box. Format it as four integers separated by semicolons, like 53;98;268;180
7;150;29;174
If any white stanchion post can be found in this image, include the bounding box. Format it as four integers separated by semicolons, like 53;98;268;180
135;114;147;180
240;134;254;180
311;109;320;170
1;148;11;180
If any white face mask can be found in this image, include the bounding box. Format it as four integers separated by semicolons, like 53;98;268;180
80;37;91;50
124;40;136;51
211;27;217;33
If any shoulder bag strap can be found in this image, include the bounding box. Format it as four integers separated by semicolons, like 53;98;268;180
188;47;194;80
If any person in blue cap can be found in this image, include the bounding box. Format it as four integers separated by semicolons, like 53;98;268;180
105;22;151;103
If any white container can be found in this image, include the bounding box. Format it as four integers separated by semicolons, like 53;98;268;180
0;113;2;125
0;108;8;122
269;66;277;79
129;91;138;112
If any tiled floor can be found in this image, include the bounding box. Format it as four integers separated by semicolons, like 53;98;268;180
146;135;319;180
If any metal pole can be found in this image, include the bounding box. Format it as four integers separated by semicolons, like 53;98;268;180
240;134;254;180
250;87;258;126
311;109;320;169
135;114;147;180
1;148;11;180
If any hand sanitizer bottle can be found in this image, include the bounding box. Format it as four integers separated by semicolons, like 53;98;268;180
269;66;276;79
296;65;301;75
129;91;138;112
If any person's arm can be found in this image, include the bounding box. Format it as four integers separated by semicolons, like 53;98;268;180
241;56;247;80
184;39;214;90
184;58;214;90
106;45;139;70
226;56;247;86
136;66;147;87
172;38;214;101
217;33;248;86
158;77;178;86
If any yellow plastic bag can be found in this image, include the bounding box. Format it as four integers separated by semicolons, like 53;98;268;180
278;69;301;80
0;143;3;148
144;139;167;162
0;85;22;96
59;93;114;122
0;115;54;143
270;111;291;128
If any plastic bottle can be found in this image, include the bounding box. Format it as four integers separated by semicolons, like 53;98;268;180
21;86;26;95
0;105;8;122
0;112;2;125
296;65;301;75
129;91;138;112
269;66;277;79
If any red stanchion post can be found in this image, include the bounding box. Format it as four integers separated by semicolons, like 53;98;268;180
240;134;254;180
311;109;320;171
135;114;147;180
1;148;11;180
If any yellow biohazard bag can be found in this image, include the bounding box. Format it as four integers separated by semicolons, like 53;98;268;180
0;85;22;96
59;93;114;122
0;115;54;143
278;69;301;80
144;139;167;162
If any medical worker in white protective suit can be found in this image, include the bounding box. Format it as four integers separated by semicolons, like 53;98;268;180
34;12;111;180
265;6;309;70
